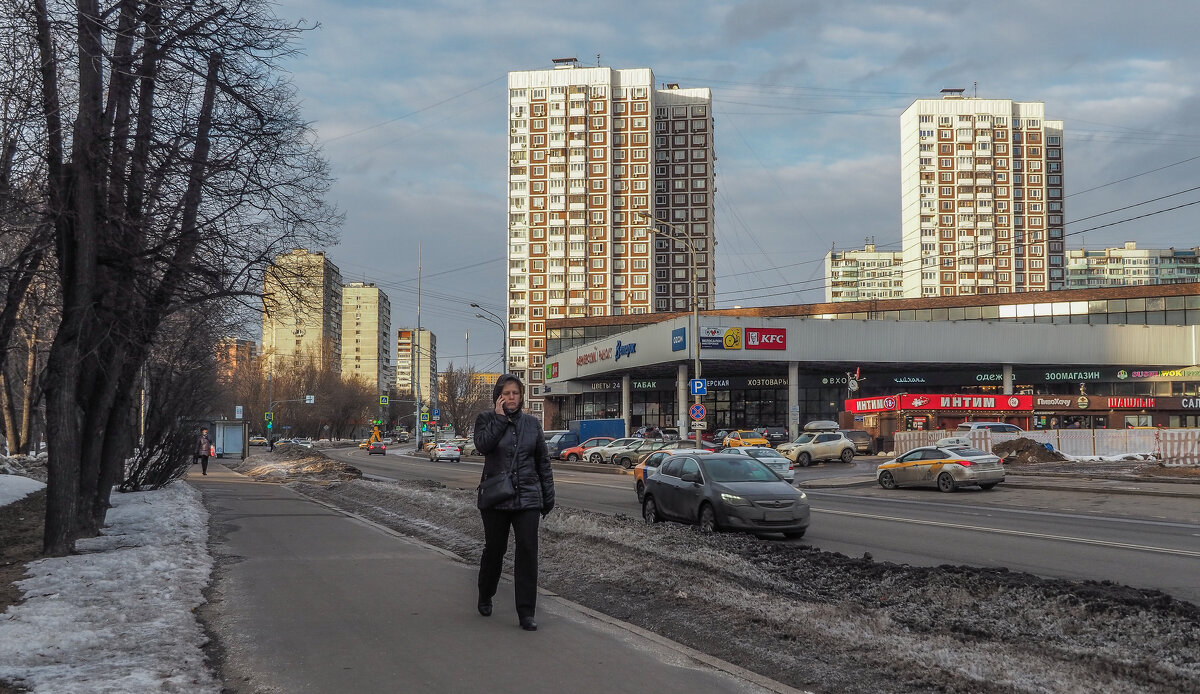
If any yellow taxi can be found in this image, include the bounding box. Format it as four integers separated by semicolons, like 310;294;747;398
358;440;371;449
722;430;769;448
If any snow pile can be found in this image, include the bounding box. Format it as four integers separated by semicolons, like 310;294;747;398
0;474;45;507
994;437;1069;464
231;447;362;483
0;453;48;483
0;483;218;693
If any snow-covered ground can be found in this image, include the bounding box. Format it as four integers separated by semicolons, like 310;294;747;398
0;473;217;693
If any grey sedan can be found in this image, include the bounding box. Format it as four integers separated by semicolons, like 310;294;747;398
642;453;810;538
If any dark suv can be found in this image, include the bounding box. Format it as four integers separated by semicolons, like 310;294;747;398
841;429;877;455
759;426;790;447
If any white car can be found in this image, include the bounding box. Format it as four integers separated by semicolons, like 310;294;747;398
586;437;642;464
720;446;795;483
776;431;854;467
429;442;461;462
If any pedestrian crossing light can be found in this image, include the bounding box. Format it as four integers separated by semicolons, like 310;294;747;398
266;420;273;430
421;423;428;432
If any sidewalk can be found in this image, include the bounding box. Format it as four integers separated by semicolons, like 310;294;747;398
194;464;793;694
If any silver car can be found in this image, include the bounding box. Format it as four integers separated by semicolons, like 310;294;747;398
587;437;641;464
876;445;1005;492
719;446;794;483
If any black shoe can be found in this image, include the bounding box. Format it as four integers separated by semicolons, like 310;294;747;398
519;616;537;631
477;599;492;617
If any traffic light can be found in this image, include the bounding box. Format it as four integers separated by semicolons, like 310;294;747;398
266;420;273;430
421;423;428;432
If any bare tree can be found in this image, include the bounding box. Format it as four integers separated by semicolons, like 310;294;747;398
439;362;492;436
16;0;340;555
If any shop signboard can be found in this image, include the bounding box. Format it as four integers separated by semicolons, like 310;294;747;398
699;326;741;350
744;327;786;350
846;394;1033;413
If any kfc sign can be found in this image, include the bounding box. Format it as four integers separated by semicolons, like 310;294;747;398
745;327;786;350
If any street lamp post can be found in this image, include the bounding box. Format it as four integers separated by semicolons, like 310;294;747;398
470;302;507;373
638;211;702;449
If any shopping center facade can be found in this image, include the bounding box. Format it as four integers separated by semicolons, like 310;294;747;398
537;283;1200;440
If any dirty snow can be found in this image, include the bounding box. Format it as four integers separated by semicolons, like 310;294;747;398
0;475;45;507
0;481;218;693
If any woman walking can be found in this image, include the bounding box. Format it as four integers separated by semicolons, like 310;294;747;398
474;374;554;631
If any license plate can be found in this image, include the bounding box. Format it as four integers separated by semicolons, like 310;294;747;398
765;510;791;522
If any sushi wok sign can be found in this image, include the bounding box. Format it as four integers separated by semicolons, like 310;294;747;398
846;394;1034;413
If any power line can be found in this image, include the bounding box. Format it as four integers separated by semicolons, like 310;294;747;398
324;75;506;143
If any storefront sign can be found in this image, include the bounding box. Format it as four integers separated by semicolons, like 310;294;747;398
904;394;1032;411
1107;397;1155;409
1035;397;1073;408
893;376;927;384
1044;370;1102;381
614;340;636;362
744;327;786;350
671;327;686;352
1182;398;1200;409
545;362;558;380
700;326;741;350
847;396;898;413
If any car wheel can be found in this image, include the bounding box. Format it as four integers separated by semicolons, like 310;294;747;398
636;480;645;503
621;457;633;469
840;448;854;463
783;530;806;539
698;503;718;533
979;482;999;490
642;496;661;523
589;452;603;464
878;471;897;489
567;453;579;462
797;452;811;467
937;472;957;493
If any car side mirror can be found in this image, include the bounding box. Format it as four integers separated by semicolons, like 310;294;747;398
681;472;701;484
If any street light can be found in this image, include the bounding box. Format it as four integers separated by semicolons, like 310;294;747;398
470;303;507;373
637;211;703;449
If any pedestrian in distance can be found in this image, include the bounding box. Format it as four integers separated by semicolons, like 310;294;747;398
473;374;554;631
195;427;215;475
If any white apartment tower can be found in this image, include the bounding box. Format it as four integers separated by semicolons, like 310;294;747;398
262;249;343;372
900;90;1065;298
396;328;437;407
341;282;391;392
507;59;715;420
824;243;905;302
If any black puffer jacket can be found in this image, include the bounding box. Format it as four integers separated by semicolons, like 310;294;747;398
474;376;554;512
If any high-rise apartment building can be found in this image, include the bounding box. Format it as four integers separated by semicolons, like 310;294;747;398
341;282;392;392
1066;242;1200;288
396;328;437;407
215;338;257;383
825;243;905;302
900;90;1064;298
507;58;714;421
262;249;342;371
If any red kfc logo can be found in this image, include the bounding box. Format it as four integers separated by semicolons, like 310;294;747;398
744;328;786;350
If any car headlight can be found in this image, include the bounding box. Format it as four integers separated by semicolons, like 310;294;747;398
720;493;751;506
794;489;807;500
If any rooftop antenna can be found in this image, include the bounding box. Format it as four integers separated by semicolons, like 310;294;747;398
974;81;978;98
596;53;600;67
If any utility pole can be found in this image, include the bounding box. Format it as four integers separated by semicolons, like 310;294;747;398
415;244;422;450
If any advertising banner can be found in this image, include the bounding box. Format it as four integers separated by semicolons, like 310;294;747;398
744;327;786;350
699;326;741;350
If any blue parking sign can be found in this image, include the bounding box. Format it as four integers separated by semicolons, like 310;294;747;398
689;379;707;396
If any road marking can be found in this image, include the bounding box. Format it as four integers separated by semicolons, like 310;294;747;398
817;508;1200;559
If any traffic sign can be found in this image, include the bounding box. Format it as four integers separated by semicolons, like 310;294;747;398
432;414;440;421
691;421;707;430
264;411;273;421
421;404;429;413
689;403;707;421
380;396;389;405
432;408;440;418
689;379;707;396
419;413;430;422
305;395;315;404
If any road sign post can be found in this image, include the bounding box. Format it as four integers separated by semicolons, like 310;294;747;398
689;403;707;421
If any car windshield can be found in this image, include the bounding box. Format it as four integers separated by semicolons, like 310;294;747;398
701;457;780;483
792;433;815;444
745;448;785;459
844;431;869;440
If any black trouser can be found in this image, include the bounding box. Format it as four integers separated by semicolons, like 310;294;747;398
195;455;209;474
478;508;540;618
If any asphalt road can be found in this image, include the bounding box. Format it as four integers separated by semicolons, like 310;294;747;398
330;447;1200;605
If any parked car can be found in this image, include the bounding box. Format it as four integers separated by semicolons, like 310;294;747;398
544;430;581;459
612;440;670;469
429;441;461;462
294;438;314;448
660;439;720;452
560;436;615;462
249;436;268;447
587;437;642;464
956;422;1025;434
635;448;716;502
877;445;1004;492
758;426;790;447
720;446;795;483
841;429;877;455
641;453;809;538
366;441;387;456
778;431;855;466
660;428;681;441
722;430;770;448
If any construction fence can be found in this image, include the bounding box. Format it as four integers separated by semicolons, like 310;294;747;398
893;429;1200;467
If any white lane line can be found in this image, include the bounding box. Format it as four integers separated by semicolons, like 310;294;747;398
817;508;1200;559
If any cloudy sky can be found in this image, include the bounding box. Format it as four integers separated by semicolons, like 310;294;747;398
274;0;1200;372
